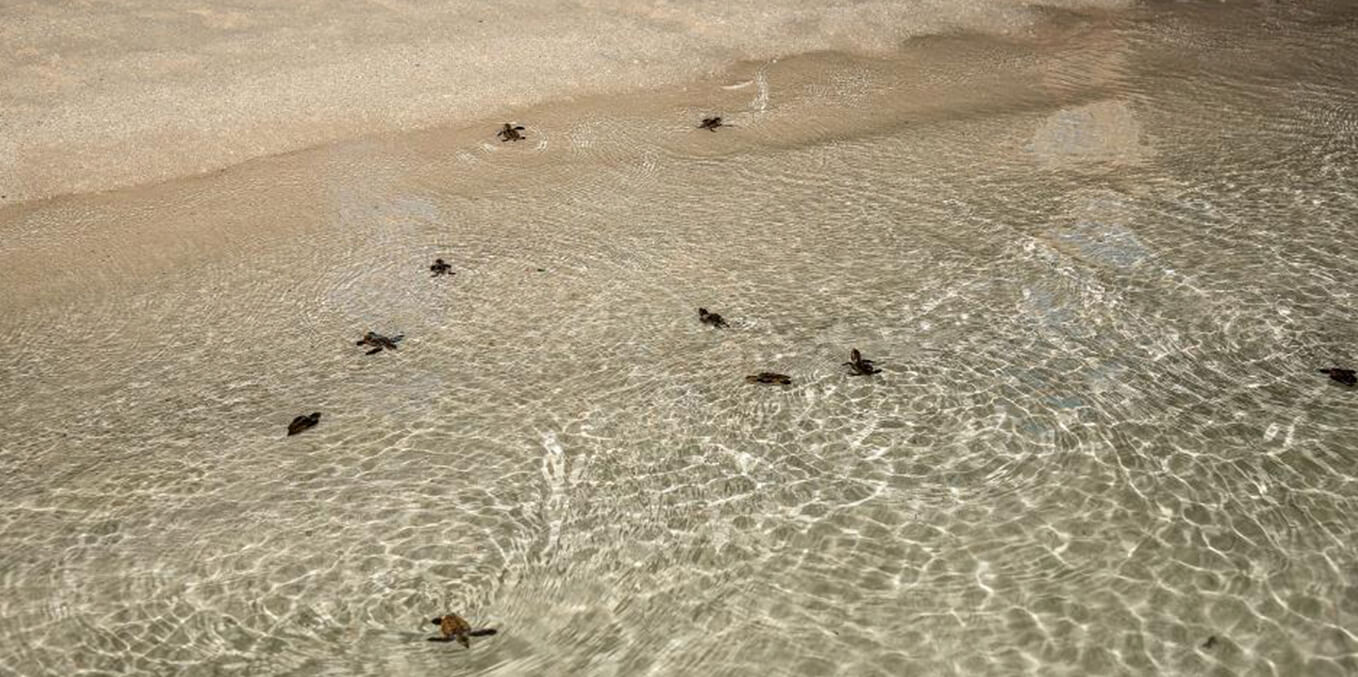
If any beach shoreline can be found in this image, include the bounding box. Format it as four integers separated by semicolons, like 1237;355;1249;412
1;12;1141;315
0;0;1135;206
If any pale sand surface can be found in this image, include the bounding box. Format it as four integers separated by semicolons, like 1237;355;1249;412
0;0;1132;203
3;1;1358;676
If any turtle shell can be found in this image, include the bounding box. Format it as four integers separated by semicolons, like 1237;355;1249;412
440;614;471;637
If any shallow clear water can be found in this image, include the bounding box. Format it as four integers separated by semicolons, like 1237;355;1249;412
2;3;1357;676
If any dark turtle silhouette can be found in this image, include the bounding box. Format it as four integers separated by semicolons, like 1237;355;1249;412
1202;636;1218;650
1318;368;1356;386
287;412;321;436
356;331;403;355
698;116;728;132
428;614;498;648
698;307;729;329
746;372;792;385
497;123;526;142
843;348;881;375
430;258;453;277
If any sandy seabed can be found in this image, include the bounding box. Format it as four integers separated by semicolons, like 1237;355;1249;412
2;2;1358;676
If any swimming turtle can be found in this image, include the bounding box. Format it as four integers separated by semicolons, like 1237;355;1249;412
698;116;727;132
746;372;792;385
1318;367;1356;386
287;412;321;436
430;258;454;277
356;331;403;355
698;307;729;329
427;613;499;648
843;348;881;375
497;123;526;142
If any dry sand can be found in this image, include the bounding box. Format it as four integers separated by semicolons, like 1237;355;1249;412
0;0;1132;204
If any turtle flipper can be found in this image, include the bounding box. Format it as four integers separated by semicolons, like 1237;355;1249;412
469;629;499;637
366;347;383;355
456;634;470;649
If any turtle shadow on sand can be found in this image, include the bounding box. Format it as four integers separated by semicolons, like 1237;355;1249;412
427;614;498;648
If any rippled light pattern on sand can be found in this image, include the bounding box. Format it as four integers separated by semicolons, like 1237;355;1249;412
2;3;1357;676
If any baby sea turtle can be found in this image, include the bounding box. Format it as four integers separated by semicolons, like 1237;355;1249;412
1318;367;1356;386
698;307;729;329
356;331;403;355
1202;635;1218;650
287;412;321;436
427;613;498;648
497;123;526;142
746;372;792;385
843;348;881;375
698;116;727;132
430;258;453;277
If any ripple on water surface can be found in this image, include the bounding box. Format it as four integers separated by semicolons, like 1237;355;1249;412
5;6;1358;676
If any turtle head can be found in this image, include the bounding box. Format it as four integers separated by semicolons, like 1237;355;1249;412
429;617;443;626
850;349;861;362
